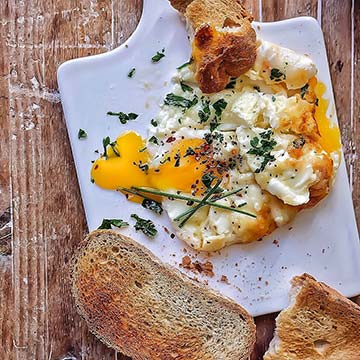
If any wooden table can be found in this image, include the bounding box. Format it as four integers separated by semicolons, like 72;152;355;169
0;0;359;359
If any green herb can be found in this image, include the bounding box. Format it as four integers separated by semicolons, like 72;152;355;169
139;146;147;153
210;117;220;132
141;198;163;215
128;67;136;78
300;83;309;99
247;130;277;173
107;111;138;124
131;214;157;237
270;68;286;81
128;187;256;219
151;119;158;127
212;99;227;117
201;173;223;194
198;99;211;123
180;81;193;92
149;135;159;145
177;58;193;70
78;128;87;139
151;48;165;62
271;95;276;102
184;147;195;157
98;218;129;229
102;137;110;158
177;179;222;227
253;85;261;92
103;136;120;158
164;93;198;109
225;77;237;89
91;178;95;183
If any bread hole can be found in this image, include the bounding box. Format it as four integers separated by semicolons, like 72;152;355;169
111;246;119;254
134;281;143;289
314;339;330;354
206;334;212;341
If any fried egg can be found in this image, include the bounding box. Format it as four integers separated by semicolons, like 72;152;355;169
91;39;341;251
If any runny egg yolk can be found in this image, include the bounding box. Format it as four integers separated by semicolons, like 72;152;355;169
91;132;209;201
310;77;341;154
150;138;207;192
91;131;150;190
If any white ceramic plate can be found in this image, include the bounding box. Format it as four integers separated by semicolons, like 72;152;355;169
58;0;360;316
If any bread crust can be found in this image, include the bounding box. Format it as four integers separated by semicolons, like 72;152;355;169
192;23;257;93
170;0;257;93
71;230;256;360
264;273;360;360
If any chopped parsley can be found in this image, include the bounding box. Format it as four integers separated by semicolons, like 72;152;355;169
225;77;237;89
141;198;163;215
198;99;211;123
184;147;195;157
98;218;129;229
212;99;227;117
103;136;120;159
78;128;87;139
107;111;138;124
270;68;286;81
127;67;136;78
210;117;220;132
150;119;158;127
151;48;165;62
247;130;277;173
149;135;159;145
271;95;276;102
300;84;309;99
177;58;193;70
180;81;193;92
164;93;198;109
131;214;157;237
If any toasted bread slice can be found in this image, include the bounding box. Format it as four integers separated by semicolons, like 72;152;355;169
264;274;360;360
170;0;257;93
71;230;256;360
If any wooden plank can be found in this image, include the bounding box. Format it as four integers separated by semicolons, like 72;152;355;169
321;0;357;226
0;2;14;358
352;0;360;230
261;0;318;21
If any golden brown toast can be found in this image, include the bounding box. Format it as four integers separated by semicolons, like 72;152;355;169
72;230;256;360
264;274;360;360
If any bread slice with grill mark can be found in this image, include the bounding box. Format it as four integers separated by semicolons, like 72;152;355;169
71;230;256;360
264;273;360;360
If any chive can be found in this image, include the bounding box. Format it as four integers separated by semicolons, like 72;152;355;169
127;187;256;219
177;58;193;70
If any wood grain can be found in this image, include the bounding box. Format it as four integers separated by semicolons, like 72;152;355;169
0;1;358;359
